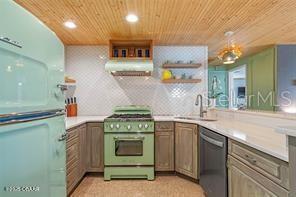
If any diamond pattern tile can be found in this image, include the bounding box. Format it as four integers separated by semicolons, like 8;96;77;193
65;46;208;115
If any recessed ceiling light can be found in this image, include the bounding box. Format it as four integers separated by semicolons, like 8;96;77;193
125;14;138;23
224;31;234;37
64;21;77;29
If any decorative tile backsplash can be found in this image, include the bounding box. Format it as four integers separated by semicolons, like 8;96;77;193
65;46;208;115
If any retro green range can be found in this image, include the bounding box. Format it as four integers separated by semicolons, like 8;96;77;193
104;105;155;180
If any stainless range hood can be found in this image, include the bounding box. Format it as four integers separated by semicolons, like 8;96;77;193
105;59;153;76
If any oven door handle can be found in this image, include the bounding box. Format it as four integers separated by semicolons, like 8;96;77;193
113;136;145;141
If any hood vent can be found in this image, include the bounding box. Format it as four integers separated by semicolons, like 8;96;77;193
111;71;152;76
105;59;153;76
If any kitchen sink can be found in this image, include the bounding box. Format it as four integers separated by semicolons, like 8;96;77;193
175;116;217;121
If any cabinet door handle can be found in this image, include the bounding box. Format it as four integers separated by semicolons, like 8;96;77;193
245;154;257;165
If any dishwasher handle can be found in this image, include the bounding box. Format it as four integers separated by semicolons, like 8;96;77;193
200;132;224;148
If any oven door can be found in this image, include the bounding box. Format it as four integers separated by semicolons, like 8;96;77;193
104;133;154;166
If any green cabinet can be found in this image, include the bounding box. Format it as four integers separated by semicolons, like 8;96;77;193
247;47;275;111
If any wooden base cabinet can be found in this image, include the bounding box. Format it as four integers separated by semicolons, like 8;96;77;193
228;140;289;190
66;126;80;195
78;124;87;178
155;122;174;171
86;123;104;172
175;123;199;179
66;123;104;195
228;156;289;197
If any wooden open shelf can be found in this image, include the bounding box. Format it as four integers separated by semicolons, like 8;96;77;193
109;40;153;60
162;63;201;69
109;57;152;60
162;79;202;84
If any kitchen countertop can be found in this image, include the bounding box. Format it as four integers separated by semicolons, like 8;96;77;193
66;115;288;162
173;117;288;162
276;126;296;137
66;116;107;130
66;116;174;129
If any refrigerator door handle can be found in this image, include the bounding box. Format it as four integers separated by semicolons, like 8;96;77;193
0;109;64;118
0;110;65;126
0;36;22;48
58;132;67;141
57;84;68;92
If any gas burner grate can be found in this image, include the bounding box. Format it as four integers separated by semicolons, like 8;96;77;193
105;114;153;122
107;114;152;119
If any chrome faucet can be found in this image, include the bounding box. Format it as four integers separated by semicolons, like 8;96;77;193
195;94;207;118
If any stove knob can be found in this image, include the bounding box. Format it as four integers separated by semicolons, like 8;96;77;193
144;124;149;129
127;125;131;130
116;124;120;129
138;124;143;129
110;124;114;129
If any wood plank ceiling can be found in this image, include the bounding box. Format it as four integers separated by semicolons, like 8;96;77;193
15;0;296;61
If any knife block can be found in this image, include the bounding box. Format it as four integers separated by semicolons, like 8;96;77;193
67;104;77;117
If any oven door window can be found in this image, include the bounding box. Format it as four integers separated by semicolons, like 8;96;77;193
115;139;143;156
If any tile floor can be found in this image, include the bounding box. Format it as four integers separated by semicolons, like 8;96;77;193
71;175;205;197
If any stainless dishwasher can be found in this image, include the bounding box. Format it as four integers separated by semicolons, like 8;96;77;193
199;126;227;197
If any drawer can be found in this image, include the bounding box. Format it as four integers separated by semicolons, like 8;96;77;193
66;143;79;163
67;158;78;175
228;140;289;190
66;138;78;150
66;134;78;149
66;148;78;168
67;167;78;194
155;122;174;131
228;155;289;197
67;128;79;141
